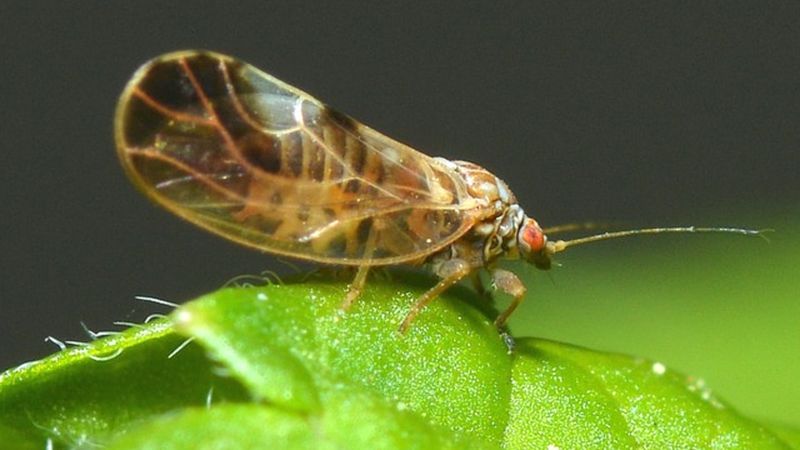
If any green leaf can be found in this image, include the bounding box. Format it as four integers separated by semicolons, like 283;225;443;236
0;320;250;447
0;273;796;449
768;424;800;448
107;405;324;450
173;274;509;443
507;339;787;448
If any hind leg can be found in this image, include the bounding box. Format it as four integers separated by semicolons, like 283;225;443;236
341;265;370;310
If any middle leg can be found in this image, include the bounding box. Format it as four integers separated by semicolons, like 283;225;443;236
398;258;473;334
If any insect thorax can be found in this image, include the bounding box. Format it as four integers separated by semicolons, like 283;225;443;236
426;160;526;270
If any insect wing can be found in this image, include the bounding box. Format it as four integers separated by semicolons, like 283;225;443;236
115;51;476;265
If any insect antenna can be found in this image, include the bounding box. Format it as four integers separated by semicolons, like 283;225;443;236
543;221;619;235
549;226;770;254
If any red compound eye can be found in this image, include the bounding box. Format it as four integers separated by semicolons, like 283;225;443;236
522;220;545;253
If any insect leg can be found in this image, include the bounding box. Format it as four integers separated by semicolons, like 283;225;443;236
341;218;379;310
341;265;370;310
491;268;527;328
398;258;472;334
470;272;492;300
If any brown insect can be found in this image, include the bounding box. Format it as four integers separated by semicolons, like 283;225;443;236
115;51;761;333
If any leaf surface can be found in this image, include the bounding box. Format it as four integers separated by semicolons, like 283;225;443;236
0;275;794;448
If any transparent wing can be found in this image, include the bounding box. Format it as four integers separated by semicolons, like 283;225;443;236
115;51;479;265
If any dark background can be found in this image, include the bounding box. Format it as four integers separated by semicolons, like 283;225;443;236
2;0;798;414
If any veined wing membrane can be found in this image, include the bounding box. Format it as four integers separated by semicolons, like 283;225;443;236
114;51;477;265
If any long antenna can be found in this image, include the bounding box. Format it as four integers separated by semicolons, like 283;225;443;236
543;221;618;235
549;226;768;254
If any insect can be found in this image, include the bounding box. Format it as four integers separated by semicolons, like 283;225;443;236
115;51;761;333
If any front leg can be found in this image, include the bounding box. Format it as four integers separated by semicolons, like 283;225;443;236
398;258;473;334
491;268;527;328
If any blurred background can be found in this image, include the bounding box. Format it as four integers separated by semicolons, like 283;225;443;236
1;2;798;426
